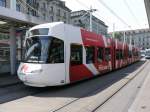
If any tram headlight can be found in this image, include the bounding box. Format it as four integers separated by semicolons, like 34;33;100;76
31;69;43;73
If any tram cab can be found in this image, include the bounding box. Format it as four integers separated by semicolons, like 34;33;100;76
18;22;67;87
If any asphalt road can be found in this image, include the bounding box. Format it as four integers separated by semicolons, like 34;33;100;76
0;60;147;112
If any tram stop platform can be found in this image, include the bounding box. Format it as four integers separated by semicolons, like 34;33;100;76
0;73;21;87
129;63;150;112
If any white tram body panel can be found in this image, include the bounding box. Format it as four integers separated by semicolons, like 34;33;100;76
18;22;69;86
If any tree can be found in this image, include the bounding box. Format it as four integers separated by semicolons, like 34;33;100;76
114;32;123;41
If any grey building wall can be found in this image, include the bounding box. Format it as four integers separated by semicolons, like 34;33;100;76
71;10;108;36
5;0;71;24
113;29;150;50
0;0;71;74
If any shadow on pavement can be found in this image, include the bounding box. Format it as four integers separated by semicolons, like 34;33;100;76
32;61;146;98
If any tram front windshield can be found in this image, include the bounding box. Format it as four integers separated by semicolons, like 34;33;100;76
23;36;64;63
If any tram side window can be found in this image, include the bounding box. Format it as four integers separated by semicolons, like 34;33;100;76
129;51;132;58
85;46;95;64
97;47;104;63
116;50;120;60
48;38;64;63
105;48;111;61
120;50;123;59
70;44;82;65
123;50;125;59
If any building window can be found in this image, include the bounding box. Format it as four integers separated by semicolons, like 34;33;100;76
64;12;66;18
50;6;53;13
50;16;53;22
43;2;46;10
70;44;83;65
0;0;6;7
16;4;21;12
57;9;61;16
43;13;46;20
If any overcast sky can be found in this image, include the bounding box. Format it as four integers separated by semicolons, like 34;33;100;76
63;0;148;32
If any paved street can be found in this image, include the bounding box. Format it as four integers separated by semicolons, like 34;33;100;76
0;0;149;112
0;60;149;112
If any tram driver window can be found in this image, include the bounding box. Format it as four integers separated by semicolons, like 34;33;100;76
70;44;83;65
85;47;95;64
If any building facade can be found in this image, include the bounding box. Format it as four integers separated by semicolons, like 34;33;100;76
0;0;71;23
113;29;150;50
14;0;71;23
0;0;71;74
71;10;108;36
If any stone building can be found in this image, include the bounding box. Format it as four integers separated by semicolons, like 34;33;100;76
71;10;108;36
112;29;150;50
15;0;71;23
0;0;71;74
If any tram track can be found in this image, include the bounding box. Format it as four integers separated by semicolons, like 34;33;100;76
0;61;147;112
90;61;150;112
50;61;149;112
0;82;22;88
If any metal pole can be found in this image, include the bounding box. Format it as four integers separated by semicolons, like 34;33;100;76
112;23;115;39
90;6;92;32
9;26;16;75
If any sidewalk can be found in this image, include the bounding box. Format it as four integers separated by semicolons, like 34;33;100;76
128;64;150;112
0;73;21;87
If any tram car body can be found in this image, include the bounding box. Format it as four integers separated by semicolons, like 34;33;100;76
17;22;140;87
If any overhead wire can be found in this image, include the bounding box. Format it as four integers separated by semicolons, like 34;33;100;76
123;0;141;27
73;0;131;31
97;0;132;30
74;0;111;26
17;0;28;12
75;0;90;9
18;0;44;18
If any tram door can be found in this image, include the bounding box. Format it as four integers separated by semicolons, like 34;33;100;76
69;44;93;82
69;44;83;82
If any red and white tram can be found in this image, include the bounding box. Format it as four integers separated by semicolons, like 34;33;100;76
17;22;140;87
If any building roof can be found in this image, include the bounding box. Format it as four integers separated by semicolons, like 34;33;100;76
71;10;108;27
109;28;150;35
48;0;71;12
